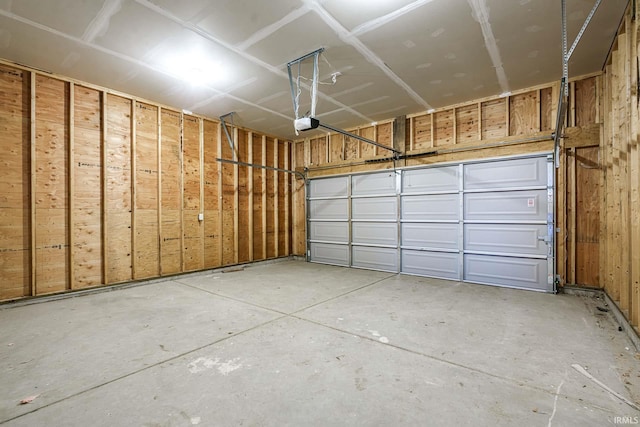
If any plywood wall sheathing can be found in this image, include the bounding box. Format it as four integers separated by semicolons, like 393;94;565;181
220;127;235;265
629;3;640;328
203;120;220;269
575;77;598;128
237;129;250;263
34;75;70;295
455;104;478;143
265;137;276;258
329;133;344;162
411;114;432;151
160;109;182;275
284;141;291;255
134;102;159;279
344;135;359;160
540;88;554;131
481;99;507;140
105;94;132;284
275;139;282;257
616;26;631;314
575;147;601;286
182;115;203;272
275;139;287;256
377;122;392;150
310;136;327;166
252;133;264;260
73;85;103;288
433;110;454;146
509;91;538;136
261;135;268;259
292;142;306;256
599;3;640;331
0;60;294;302
0;66;31;299
359;127;375;158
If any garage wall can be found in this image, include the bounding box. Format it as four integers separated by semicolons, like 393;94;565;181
600;4;640;332
293;75;601;288
0;60;292;302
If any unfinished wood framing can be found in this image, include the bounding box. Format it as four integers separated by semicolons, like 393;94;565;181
203;119;220;269
221;126;235;266
134;102;159;279
237;129;250;264
0;61;294;302
34;75;70;295
3;9;638;337
182;115;203;272
105;94;133;284
160;109;182;275
73;85;103;289
0;65;31;300
600;4;640;331
266;137;276;259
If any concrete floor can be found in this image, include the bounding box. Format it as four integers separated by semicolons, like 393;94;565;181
1;259;639;426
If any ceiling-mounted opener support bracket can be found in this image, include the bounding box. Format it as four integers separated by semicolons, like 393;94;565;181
287;48;400;155
220;112;236;159
555;0;601;168
287;48;324;122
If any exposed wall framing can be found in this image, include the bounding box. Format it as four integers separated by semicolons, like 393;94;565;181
0;60;293;302
292;74;602;294
600;3;640;332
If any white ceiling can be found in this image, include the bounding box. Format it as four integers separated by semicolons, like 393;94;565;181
0;0;628;140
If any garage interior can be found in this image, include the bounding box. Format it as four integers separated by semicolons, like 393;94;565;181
1;0;640;425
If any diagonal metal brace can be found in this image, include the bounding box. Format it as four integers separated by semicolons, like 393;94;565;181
219;112;236;156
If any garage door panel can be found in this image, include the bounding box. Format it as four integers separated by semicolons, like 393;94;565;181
464;254;547;291
464;190;547;222
308;155;553;292
403;166;458;193
464;157;547;191
309;176;349;198
352;246;398;272
352;197;397;220
309;243;349;266
402;223;458;250
309;221;349;243
402;250;459;280
464;224;547;256
402;194;459;221
309;199;348;220
353;222;397;246
352;172;396;196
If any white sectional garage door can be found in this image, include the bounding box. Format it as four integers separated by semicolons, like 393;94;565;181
308;154;555;292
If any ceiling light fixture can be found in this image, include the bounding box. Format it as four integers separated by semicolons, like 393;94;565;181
162;49;226;87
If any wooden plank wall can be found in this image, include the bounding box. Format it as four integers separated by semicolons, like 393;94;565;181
34;75;70;295
292;76;601;291
134;103;159;279
0;66;31;300
0;60;293;302
600;3;640;332
160;110;182;275
73;85;103;288
182;115;202;272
